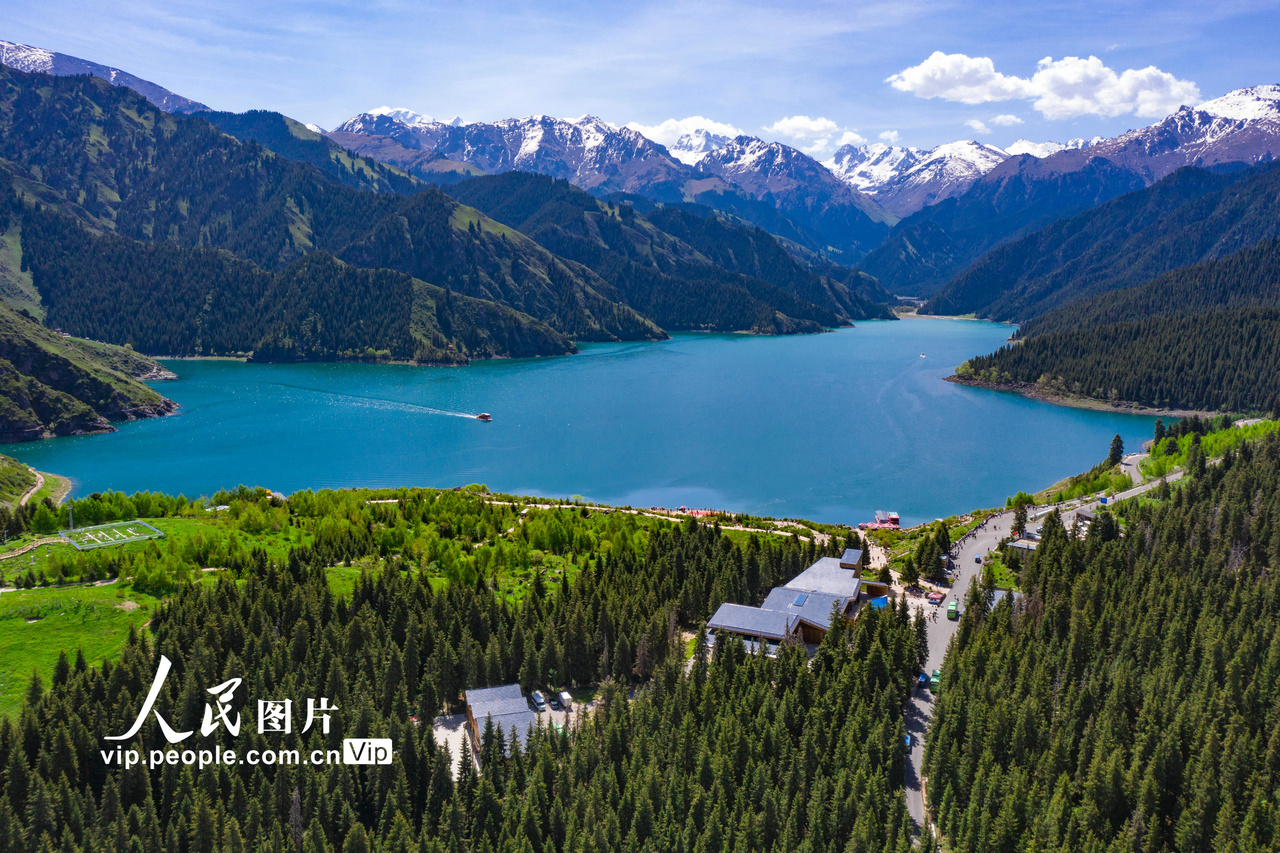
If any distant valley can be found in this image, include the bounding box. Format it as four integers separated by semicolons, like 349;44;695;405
0;36;1279;436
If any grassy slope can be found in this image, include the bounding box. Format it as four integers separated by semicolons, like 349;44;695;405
0;453;33;503
0;300;175;441
0;581;158;718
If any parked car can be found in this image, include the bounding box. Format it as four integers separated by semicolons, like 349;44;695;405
974;554;982;564
929;670;941;691
531;691;547;711
905;733;912;750
947;601;959;620
548;693;562;711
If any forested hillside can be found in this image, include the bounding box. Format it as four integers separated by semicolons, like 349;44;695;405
0;188;174;438
20;203;576;363
0;65;660;344
0;487;923;852
955;239;1280;413
197;110;424;195
923;162;1280;319
925;431;1280;852
447;173;892;334
857;157;1147;296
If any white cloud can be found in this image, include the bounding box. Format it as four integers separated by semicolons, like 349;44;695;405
991;114;1023;126
763;115;864;158
886;51;1199;120
879;130;900;144
965;119;991;134
625;116;743;149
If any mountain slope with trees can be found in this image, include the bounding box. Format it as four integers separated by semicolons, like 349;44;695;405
953;239;1280;413
19;203;576;363
0;65;661;344
857;156;1148;296
922;161;1280;319
196;109;425;195
446;172;893;334
925;432;1280;852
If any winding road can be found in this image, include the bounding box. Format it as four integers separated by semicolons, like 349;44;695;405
903;462;1183;835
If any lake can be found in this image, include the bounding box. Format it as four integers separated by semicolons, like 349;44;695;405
1;319;1157;526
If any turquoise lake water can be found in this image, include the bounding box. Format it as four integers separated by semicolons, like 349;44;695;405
0;319;1158;526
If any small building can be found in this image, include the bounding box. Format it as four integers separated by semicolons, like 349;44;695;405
463;685;537;758
840;548;864;569
707;603;799;646
1008;539;1038;552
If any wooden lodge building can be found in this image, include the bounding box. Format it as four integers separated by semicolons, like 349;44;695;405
707;548;889;651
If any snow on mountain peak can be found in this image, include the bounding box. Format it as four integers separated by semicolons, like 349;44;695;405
1196;85;1280;122
669;128;731;165
369;106;434;126
1004;137;1098;158
0;40;55;74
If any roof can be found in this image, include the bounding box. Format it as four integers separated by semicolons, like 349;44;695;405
839;548;863;568
708;603;797;640
991;589;1025;608
465;684;538;748
761;587;850;628
784;557;863;598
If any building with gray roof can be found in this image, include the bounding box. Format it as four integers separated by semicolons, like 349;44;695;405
708;602;798;643
783;557;863;599
464;684;537;757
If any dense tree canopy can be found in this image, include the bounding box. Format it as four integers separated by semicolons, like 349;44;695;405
925;431;1280;853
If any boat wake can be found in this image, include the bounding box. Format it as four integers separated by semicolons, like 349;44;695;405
261;382;481;419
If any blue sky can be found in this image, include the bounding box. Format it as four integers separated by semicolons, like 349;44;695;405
5;0;1280;153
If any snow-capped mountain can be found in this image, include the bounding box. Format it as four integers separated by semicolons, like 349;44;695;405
332;112;693;198
995;85;1280;184
668;129;732;165
826;143;922;193
1004;137;1097;158
825;140;1009;216
693;135;893;256
0;39;209;114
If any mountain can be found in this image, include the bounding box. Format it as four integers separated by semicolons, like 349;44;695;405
922;160;1280;319
19;203;576;364
332;112;695;200
330;112;893;262
826;140;1009;217
0;195;176;443
955;239;1280;413
0;64;662;349
859;86;1280;295
445;172;893;334
0;38;208;113
1003;137;1097;158
667;128;731;165
693;136;893;259
196;110;425;195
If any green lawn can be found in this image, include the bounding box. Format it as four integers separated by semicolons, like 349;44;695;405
0;582;158;718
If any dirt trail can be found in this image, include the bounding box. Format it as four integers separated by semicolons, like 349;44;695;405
18;469;44;506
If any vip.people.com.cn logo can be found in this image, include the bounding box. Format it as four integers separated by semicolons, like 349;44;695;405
99;655;393;770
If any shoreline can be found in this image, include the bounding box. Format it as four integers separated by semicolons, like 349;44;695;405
945;375;1223;419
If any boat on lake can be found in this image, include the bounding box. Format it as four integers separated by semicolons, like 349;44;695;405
476;413;492;421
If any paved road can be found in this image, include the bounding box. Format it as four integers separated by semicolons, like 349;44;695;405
1120;453;1148;486
904;464;1184;833
903;509;1012;830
